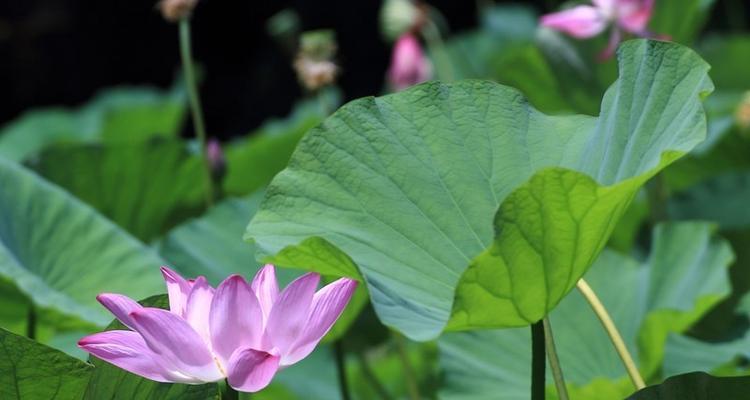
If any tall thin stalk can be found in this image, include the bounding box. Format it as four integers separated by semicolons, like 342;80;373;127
393;331;421;400
26;306;36;340
179;18;215;207
334;340;352;400
530;321;545;400
220;379;239;400
577;279;646;389
356;351;394;400
543;317;569;400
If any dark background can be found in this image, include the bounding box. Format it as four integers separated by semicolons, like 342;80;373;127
0;0;743;140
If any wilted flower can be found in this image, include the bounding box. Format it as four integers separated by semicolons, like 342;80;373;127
159;0;198;22
540;0;659;59
79;265;357;392
387;33;432;91
294;30;339;92
294;58;339;92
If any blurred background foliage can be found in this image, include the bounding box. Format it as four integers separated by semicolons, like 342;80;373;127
1;0;750;399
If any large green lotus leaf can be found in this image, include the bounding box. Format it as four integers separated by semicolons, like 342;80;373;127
84;84;187;143
668;170;750;230
246;40;713;340
626;372;750;400
663;333;750;378
26;139;208;242
0;157;165;328
439;222;732;399
0;83;186;162
662;291;750;377
160;193;276;284
649;0;717;44
0;327;93;400
223;91;336;196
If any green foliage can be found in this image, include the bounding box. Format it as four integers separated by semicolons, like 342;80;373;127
0;327;93;400
649;0;717;44
439;222;733;399
246;40;713;340
0;83;186;162
668;170;750;230
0;158;165;329
444;4;603;114
27;139;208;242
699;35;750;90
160;193;275;284
223;94;331;196
626;372;750;400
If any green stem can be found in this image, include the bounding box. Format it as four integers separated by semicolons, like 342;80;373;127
220;379;239;400
333;340;352;400
543;317;569;400
356;351;394;400
179;18;215;207
725;0;747;31
393;331;420;400
421;19;454;83
646;173;668;224
577;279;646;390
475;0;492;18
530;321;545;400
26;305;36;340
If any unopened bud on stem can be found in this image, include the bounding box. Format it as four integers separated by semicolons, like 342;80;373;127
159;0;198;23
736;92;750;135
294;30;339;92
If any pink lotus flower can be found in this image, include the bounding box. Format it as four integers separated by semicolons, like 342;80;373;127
387;33;432;91
540;0;658;59
79;265;357;392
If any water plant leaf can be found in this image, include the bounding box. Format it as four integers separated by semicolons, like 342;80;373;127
650;0;717;44
669;170;750;230
626;372;750;400
0;157;165;328
246;40;713;340
0;83;185;162
0;327;93;400
439;222;733;399
27;139;208;242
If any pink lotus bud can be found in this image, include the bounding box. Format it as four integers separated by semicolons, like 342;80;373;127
737;92;750;134
79;265;358;393
159;0;198;22
206;138;226;179
387;33;432;92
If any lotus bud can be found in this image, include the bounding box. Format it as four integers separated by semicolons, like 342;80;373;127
736;92;750;134
379;0;426;42
387;33;432;92
206;138;226;181
159;0;198;22
293;30;339;92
